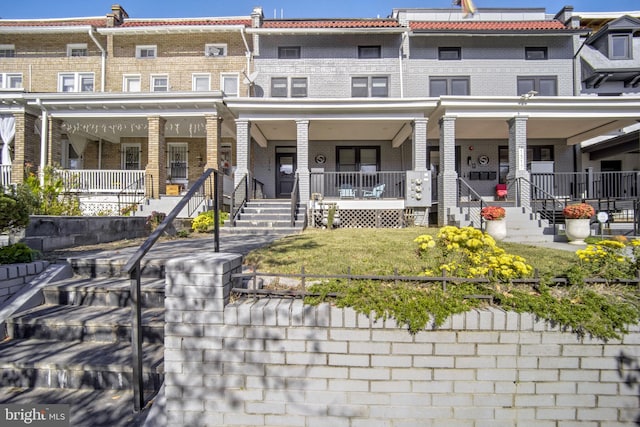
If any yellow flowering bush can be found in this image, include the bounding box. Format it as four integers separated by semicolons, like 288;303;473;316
415;226;533;282
574;238;640;280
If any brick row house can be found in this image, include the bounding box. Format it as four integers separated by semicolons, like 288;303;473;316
0;4;638;231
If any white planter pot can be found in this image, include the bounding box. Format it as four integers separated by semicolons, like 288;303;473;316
485;219;507;241
565;218;590;245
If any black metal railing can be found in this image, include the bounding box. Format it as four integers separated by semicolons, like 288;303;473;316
117;175;146;216
514;176;567;230
309;171;405;199
252;177;265;199
122;168;219;412
230;174;249;226
458;178;485;229
186;172;216;218
531;171;639;201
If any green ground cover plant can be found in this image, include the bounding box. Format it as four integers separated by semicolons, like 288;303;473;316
244;227;640;340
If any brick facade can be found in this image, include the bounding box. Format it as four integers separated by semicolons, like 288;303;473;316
165;252;640;427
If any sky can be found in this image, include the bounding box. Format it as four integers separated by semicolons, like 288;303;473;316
1;0;638;20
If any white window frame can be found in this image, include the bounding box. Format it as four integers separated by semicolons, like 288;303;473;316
136;45;157;59
204;44;227;57
121;143;141;170
0;73;23;89
0;44;16;57
123;74;141;92
150;74;169;92
58;72;94;92
67;43;88;57
192;73;211;91
221;73;239;96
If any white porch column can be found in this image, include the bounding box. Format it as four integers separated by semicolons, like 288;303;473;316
412;118;428;171
234;119;250;188
507;117;530;208
296;120;310;204
438;116;458;226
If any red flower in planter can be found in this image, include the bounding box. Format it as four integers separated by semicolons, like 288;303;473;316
480;206;505;220
562;203;595;219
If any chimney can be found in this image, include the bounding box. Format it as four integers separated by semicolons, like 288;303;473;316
554;5;579;28
251;7;264;28
107;4;129;27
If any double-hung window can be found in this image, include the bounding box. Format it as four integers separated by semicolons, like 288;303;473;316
221;73;239;96
271;78;288;97
271;77;308;98
123;75;141;92
151;75;169;92
58;72;94;92
351;76;388;98
0;45;16;58
0;73;23;89
192;74;211;91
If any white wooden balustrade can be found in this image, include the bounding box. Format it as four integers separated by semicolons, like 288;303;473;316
57;169;145;194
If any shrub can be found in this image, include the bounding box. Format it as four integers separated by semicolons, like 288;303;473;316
0;243;40;264
0;192;30;233
415;226;533;282
571;238;640;281
191;210;229;232
24;166;81;216
146;211;166;231
563;203;595;219
480;206;505;220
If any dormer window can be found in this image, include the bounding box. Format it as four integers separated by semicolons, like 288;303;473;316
136;45;157;59
67;43;88;57
0;44;16;58
610;34;631;59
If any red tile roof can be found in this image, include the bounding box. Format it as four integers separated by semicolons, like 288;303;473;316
409;20;571;32
0;19;107;28
262;19;401;29
120;19;252;28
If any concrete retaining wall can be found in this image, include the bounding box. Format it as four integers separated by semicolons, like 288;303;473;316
0;261;49;305
24;216;149;252
164;253;640;427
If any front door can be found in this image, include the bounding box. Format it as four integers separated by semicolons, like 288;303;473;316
276;150;296;198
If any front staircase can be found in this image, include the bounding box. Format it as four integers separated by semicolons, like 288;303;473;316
0;257;165;426
225;199;306;235
449;205;558;243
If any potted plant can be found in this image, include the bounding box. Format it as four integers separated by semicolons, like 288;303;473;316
563;203;594;245
481;206;506;241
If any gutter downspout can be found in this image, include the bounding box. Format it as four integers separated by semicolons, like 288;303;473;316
36;99;48;186
399;31;408;98
88;28;106;92
240;27;252;97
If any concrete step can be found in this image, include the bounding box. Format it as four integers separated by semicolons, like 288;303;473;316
219;226;303;236
67;257;166;279
237;213;296;221
233;219;305;228
43;277;165;308
6;304;164;344
0;338;163;391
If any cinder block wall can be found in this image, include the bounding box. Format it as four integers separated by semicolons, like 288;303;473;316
0;261;49;305
165;253;640;427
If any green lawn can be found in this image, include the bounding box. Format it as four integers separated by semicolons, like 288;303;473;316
244;227;577;278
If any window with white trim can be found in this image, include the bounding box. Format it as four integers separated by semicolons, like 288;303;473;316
136;45;157;59
150;75;169;92
205;44;227;57
67;43;88;57
221;73;239;96
0;73;23;89
351;76;388;97
192;74;211;91
0;44;16;58
123;75;141;92
58;72;94;92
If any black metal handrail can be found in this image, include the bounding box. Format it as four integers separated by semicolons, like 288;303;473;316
230;174;248;226
513;176;567;232
290;175;299;227
186;173;216;218
252;177;265;199
117;175;146;215
458;178;485;229
122;168;219;412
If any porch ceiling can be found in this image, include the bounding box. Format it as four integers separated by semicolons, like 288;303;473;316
252;119;408;141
